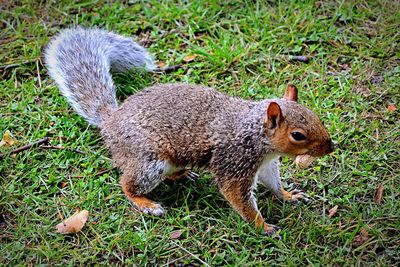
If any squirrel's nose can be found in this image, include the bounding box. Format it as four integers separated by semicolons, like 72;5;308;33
327;140;337;153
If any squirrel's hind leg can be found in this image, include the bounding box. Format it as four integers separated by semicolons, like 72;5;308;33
119;159;167;216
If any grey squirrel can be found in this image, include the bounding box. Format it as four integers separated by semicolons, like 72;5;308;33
45;28;334;236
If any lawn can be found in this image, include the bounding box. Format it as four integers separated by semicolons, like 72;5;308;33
1;0;399;265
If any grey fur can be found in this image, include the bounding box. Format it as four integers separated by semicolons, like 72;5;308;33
45;28;156;125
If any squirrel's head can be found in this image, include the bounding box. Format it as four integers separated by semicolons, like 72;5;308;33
264;84;335;157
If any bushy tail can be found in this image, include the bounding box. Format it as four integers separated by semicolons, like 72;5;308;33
44;28;156;126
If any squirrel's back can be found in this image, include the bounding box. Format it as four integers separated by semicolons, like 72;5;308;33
45;28;156;125
100;83;258;168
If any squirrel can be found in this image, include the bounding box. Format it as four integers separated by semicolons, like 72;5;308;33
45;28;335;236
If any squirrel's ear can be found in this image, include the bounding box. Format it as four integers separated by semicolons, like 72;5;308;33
266;102;283;130
283;84;298;102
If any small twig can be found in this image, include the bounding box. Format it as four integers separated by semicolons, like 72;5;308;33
40;145;84;154
71;169;112;179
94;169;111;177
0;234;14;239
152;64;183;74
36;60;42;88
159;28;181;39
0;137;50;160
0;59;38;70
170;240;210;267
166;254;191;266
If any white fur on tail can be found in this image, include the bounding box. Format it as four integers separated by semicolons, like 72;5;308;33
45;28;156;126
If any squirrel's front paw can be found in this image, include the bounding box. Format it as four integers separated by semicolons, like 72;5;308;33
139;203;165;216
130;196;165;216
287;189;310;204
261;223;280;238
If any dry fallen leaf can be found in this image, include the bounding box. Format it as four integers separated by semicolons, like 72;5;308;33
170;230;182;239
183;54;198;63
56;210;89;234
157;62;166;68
353;228;370;246
59;182;68;188
374;184;384;204
0;130;18;147
208;248;217;254
328;205;338;218
387;105;396;111
295;155;315;168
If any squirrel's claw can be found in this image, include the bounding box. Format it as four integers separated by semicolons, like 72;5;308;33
166;170;199;181
185;171;200;181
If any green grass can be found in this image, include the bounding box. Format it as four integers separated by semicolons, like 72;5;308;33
1;0;399;265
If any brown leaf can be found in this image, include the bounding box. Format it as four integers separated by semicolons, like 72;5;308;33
183;54;198;63
208;248;217;254
157;62;166;68
387;105;396;111
56;210;89;234
328;205;338;218
170;230;182;239
353;228;369;246
59;182;68;188
0;130;18;147
374;184;384;204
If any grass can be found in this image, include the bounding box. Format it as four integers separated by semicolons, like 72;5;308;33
1;0;399;265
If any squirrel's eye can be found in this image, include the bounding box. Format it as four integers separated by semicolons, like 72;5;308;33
291;131;307;141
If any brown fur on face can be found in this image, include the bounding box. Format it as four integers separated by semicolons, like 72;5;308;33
268;119;333;157
265;85;334;157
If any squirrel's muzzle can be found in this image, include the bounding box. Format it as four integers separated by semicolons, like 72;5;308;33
311;139;336;157
330;140;337;153
325;139;336;154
